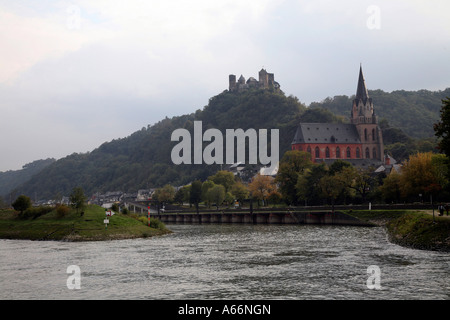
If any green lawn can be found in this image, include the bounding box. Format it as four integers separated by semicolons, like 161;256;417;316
0;205;171;241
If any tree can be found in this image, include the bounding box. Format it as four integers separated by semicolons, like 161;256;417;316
318;174;346;212
174;187;185;205
208;171;236;192
70;187;86;215
230;181;249;204
154;184;176;203
399;152;443;200
201;180;216;208
434;97;450;157
248;173;277;206
296;163;328;206
337;166;375;203
379;170;403;203
190;181;202;214
206;185;226;210
275;150;313;205
12;195;31;215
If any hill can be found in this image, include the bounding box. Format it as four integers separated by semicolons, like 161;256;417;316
15;89;307;199
0;159;55;197
309;88;450;139
7;87;449;201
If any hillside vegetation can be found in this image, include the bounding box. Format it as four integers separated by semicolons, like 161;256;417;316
3;87;448;200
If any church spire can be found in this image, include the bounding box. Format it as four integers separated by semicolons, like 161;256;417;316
356;65;369;101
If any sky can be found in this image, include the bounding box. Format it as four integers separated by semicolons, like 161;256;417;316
1;0;449;172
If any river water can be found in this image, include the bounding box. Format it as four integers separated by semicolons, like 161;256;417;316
0;224;448;300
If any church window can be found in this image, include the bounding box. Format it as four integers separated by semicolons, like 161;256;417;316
364;129;368;141
373;148;377;159
336;147;341;158
365;148;370;159
325;147;330;158
356;147;360;158
315;147;320;158
372;128;376;141
307;146;311;154
346;147;351;158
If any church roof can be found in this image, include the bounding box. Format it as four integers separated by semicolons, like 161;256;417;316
292;123;361;145
355;65;369;101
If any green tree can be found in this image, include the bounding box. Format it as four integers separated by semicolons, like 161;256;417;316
190;181;202;214
337;166;375;203
275;150;313;205
434;97;450;157
12;195;31;215
296;163;328;206
154;184;176;203
318;174;346;212
230;181;249;204
379;171;403;203
208;171;236;192
206;184;226;210
201;180;216;208
70;187;86;215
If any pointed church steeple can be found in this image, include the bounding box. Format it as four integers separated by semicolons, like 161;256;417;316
355;65;369;101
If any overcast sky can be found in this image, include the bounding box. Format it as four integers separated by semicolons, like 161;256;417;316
1;0;449;172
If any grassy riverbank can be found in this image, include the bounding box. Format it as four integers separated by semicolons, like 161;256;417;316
0;205;171;241
345;209;450;252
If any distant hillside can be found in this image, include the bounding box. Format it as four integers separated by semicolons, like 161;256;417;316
309;88;450;139
0;159;55;197
17;89;307;199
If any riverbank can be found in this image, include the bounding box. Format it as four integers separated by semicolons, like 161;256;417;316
345;210;450;252
0;205;171;241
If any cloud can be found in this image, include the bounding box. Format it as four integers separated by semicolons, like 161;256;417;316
0;0;449;172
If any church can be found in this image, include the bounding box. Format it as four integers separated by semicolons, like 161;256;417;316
291;66;387;168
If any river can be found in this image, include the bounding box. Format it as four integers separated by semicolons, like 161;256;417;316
0;224;448;300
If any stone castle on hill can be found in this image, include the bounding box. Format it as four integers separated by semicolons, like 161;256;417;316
229;68;280;92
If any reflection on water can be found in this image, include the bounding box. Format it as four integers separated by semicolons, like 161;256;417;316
0;224;448;300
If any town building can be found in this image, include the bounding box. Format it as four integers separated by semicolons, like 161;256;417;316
291;66;386;168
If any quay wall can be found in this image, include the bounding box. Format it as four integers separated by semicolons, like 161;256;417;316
150;211;373;227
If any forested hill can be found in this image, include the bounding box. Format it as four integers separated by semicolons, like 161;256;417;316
15;89;307;199
6;86;449;200
0;159;55;198
309;88;450;139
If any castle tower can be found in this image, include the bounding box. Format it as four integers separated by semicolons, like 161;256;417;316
229;74;237;91
351;66;384;160
259;68;269;88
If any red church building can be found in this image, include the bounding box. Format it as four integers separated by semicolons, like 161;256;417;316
291;66;386;167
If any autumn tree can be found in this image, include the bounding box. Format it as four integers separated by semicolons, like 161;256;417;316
399;152;444;200
249;173;277;206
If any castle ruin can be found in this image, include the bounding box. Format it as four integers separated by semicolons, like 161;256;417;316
229;68;280;92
